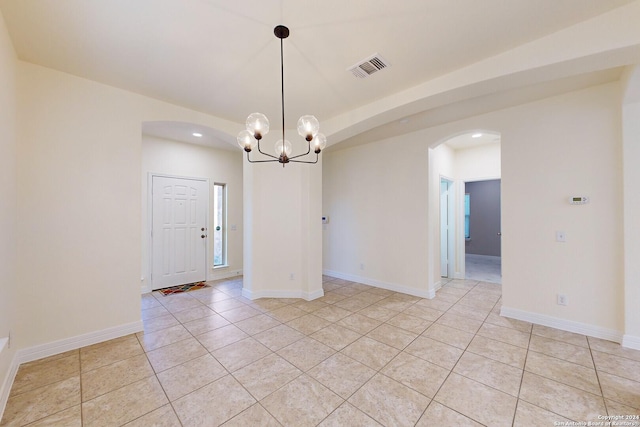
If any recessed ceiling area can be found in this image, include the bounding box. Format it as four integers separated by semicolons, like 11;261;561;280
326;66;625;152
142;122;239;151
444;131;500;151
0;0;638;148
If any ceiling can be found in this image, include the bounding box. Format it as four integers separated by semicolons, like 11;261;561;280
0;0;636;151
445;132;500;151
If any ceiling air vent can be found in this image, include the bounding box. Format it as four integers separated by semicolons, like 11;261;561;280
347;54;390;79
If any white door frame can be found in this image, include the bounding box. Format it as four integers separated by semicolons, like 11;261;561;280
147;173;210;291
454;179;466;280
440;176;456;279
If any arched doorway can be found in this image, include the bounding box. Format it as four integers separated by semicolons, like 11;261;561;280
432;130;502;284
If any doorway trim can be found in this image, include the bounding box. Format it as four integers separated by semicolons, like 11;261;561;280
146;173;210;293
428;129;502;297
440;176;456;280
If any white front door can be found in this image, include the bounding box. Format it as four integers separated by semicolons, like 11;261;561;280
151;176;208;290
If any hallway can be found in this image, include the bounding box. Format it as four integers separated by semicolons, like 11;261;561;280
465;254;502;284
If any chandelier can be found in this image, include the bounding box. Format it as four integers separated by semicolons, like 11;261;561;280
237;25;326;166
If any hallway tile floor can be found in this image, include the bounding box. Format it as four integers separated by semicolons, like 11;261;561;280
465;254;502;284
2;277;639;426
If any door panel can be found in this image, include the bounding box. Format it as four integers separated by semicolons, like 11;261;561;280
440;178;454;278
152;176;208;290
440;179;449;277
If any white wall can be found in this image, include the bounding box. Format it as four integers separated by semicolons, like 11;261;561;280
323;137;431;297
14;60;237;354
455;142;501;182
141;136;243;290
499;83;623;335
243;159;323;300
431;143;455;180
621;66;640;348
0;8;18;413
324;82;627;338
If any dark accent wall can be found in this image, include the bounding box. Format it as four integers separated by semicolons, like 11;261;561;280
465;179;501;256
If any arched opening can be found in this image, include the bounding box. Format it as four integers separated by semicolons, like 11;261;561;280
430;129;502;288
140;121;243;293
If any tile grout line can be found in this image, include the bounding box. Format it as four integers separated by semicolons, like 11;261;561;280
141;296;217;426
139;280;484;424
587;336;610;416
155;283;283;425
219;283;324;422
511;316;533;427
259;279;451;425
411;280;491;426
138;326;183;427
14;276;639;426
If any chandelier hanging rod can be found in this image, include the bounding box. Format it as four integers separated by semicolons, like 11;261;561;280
237;25;326;166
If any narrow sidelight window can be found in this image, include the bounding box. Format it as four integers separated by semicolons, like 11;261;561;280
213;183;226;266
464;193;471;239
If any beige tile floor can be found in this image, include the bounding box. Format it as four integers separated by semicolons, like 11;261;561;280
2;277;640;426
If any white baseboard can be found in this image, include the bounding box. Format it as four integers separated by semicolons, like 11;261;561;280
1;320;142;421
500;306;623;343
305;288;325;301
466;254;501;261
242;287;324;301
323;269;434;299
434;281;443;292
15;321;143;365
0;352;18;421
209;269;243;282
622;334;640;350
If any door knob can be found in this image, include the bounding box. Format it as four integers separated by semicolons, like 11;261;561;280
201;227;205;231
201;234;207;239
497;232;502;236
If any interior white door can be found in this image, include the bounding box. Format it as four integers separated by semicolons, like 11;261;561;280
151;176;208;290
440;179;449;277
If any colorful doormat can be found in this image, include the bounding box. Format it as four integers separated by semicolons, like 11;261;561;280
158;281;209;296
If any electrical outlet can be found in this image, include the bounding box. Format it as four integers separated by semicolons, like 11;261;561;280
359;263;365;270
289;273;295;280
557;294;568;306
556;231;567;242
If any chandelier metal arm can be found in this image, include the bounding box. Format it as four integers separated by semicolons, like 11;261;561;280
255;138;280;160
288;154;319;164
246;153;281;163
288;143;312;160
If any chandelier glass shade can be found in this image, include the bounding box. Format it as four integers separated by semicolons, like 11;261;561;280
237;25;326;165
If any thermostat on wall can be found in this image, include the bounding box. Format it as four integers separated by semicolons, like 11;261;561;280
322;216;329;224
569;196;589;205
